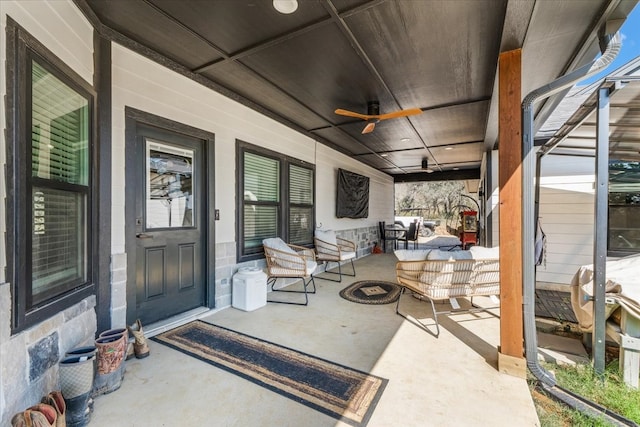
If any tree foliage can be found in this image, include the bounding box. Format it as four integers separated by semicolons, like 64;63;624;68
395;181;478;220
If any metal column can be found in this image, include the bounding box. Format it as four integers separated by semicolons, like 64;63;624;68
592;87;611;376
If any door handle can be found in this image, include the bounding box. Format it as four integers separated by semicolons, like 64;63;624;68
136;233;154;239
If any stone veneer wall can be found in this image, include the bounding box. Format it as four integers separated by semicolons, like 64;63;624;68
213;225;378;308
0;293;96;425
334;225;378;258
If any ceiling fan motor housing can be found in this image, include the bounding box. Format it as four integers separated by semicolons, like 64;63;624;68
367;101;380;116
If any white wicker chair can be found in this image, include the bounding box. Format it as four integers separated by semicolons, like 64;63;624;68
263;238;317;306
313;230;356;282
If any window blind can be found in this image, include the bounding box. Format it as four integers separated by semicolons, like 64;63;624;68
289;164;313;246
243;152;280;254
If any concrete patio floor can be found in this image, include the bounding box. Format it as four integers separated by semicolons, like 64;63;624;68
88;253;540;426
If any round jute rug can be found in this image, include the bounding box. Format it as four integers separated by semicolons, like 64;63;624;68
339;281;401;305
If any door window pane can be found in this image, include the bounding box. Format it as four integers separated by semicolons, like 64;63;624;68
146;140;194;228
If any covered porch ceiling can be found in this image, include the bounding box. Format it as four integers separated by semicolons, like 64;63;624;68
78;0;638;182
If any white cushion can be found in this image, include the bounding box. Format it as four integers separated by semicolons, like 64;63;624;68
306;260;317;274
469;246;500;260
263;237;296;254
427;249;473;261
394;249;431;261
340;251;356;261
315;229;337;245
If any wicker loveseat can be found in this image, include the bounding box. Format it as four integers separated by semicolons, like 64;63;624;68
395;247;500;336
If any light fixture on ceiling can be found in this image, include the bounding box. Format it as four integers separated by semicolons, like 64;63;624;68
401;138;410;143
421;159;429;169
444;146;453;150
380;153;388;157
273;0;298;14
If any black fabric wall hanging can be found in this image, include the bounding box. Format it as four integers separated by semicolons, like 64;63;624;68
336;169;369;218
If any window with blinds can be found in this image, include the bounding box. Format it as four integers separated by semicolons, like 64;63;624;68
289;164;314;246
243;152;280;255
238;143;315;261
7;21;96;331
29;59;90;306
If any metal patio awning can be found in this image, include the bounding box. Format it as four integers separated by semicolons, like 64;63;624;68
536;58;640;385
540;60;640;161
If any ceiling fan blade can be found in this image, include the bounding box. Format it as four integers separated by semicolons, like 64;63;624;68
335;109;372;121
362;122;376;134
378;108;422;121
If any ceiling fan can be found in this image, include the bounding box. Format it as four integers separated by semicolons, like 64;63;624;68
334;101;422;134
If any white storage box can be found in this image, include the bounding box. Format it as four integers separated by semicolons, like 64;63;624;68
232;267;267;311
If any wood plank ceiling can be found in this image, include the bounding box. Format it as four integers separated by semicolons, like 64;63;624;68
80;0;637;181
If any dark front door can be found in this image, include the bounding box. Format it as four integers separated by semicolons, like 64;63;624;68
134;126;205;324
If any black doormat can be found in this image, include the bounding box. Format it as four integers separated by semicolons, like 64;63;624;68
339;281;401;305
152;321;387;426
535;290;578;323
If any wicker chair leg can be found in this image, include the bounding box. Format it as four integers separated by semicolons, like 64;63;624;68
395;287;440;337
347;258;356;277
266;276;315;306
314;260;342;282
314;259;356;283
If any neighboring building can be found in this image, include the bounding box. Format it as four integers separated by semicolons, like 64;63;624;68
535;58;640;288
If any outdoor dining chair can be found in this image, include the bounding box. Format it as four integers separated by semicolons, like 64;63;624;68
262;237;317;306
399;221;419;249
378;221;400;252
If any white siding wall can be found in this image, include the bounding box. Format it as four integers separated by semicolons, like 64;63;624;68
111;44;393;253
485;150;596;288
315;143;394;230
0;2;95;423
537;155;595;286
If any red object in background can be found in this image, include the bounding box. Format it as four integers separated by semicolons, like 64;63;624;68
372;244;383;254
459;210;478;249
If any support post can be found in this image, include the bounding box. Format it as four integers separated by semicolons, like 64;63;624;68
592;87;610;377
498;49;525;376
